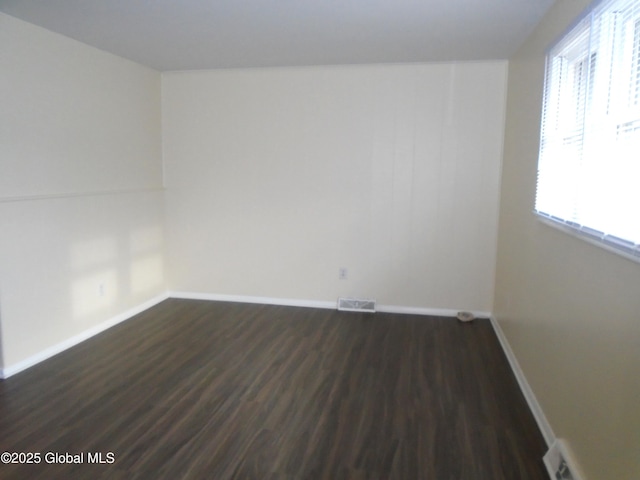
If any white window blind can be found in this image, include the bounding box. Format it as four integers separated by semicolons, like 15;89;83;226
536;0;640;259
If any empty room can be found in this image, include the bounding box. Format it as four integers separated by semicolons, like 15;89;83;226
1;0;638;479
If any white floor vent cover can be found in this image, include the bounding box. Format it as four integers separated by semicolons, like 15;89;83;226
543;439;585;480
337;297;376;313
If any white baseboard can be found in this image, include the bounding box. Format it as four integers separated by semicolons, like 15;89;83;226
168;291;337;310
169;291;492;319
377;304;492;319
1;294;169;379
490;315;556;447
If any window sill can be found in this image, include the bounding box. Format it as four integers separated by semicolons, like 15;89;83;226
535;212;640;265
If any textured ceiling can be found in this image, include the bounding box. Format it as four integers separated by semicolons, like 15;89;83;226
0;0;556;71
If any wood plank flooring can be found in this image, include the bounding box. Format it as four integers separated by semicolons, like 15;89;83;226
0;299;548;479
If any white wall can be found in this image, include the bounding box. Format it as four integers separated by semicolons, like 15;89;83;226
163;63;507;312
494;1;640;478
0;14;165;370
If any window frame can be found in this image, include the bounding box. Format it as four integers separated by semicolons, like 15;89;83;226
534;0;640;264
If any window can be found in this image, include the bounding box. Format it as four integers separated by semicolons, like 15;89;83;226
536;0;640;260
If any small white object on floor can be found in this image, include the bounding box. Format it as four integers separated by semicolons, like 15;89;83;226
457;311;475;323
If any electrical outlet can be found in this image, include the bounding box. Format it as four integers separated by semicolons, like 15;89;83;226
338;267;348;280
98;283;105;297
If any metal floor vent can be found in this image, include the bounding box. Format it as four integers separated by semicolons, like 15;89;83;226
543;439;584;480
337;297;376;313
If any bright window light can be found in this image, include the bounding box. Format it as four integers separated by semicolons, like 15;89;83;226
536;0;640;260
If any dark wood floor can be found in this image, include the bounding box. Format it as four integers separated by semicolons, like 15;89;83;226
0;299;548;479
